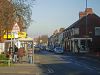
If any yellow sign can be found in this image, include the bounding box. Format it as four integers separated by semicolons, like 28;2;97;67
18;32;26;38
3;32;27;38
3;34;14;39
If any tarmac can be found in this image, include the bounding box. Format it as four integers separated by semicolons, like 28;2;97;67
0;52;99;75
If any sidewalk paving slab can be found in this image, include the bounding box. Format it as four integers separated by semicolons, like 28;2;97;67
0;63;42;75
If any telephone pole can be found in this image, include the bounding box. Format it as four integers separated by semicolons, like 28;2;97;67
85;0;88;50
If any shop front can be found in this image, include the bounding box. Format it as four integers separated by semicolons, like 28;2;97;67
71;38;92;53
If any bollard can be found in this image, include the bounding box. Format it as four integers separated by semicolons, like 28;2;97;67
8;60;10;67
8;55;12;67
28;56;33;64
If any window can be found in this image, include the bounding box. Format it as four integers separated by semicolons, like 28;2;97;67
74;28;79;35
70;29;73;36
95;27;100;36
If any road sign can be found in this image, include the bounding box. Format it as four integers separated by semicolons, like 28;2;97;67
18;32;26;38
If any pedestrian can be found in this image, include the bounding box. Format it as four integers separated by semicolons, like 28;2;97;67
9;46;13;55
17;47;25;63
13;45;18;63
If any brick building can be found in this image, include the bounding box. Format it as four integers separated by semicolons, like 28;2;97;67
63;8;100;53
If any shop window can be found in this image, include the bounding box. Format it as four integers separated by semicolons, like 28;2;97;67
95;27;100;36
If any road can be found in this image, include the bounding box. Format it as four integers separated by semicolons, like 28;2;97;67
0;50;100;75
35;50;100;75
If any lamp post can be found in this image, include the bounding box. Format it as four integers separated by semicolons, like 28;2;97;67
85;0;88;50
86;0;87;35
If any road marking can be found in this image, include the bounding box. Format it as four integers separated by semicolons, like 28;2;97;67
86;67;94;71
47;68;54;73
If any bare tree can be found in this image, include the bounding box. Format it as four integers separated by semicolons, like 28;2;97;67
11;0;35;30
0;0;15;41
0;0;35;42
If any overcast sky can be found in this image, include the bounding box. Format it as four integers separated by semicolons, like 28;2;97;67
27;0;100;38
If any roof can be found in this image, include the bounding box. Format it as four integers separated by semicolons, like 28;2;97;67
65;13;100;30
18;37;33;41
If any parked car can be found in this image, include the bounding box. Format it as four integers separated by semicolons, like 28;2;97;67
40;46;46;50
46;47;51;51
34;46;40;51
54;47;64;54
49;47;54;52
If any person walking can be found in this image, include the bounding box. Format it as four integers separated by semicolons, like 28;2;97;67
17;47;25;63
13;45;18;63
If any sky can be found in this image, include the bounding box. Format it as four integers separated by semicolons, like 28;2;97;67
27;0;100;38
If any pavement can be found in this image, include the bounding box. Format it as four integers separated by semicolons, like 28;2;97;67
0;63;42;75
0;54;43;75
65;52;100;61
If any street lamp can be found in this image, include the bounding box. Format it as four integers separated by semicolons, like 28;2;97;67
85;0;88;50
86;0;87;35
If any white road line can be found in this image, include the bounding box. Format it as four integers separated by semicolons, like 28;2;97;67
74;62;82;66
47;68;54;73
86;67;94;70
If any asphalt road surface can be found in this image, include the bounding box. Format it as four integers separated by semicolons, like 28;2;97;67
0;50;100;75
36;50;100;75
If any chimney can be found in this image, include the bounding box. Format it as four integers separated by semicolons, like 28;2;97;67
79;12;85;19
79;8;93;19
85;8;93;15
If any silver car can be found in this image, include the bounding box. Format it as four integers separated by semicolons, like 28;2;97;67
54;47;64;54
